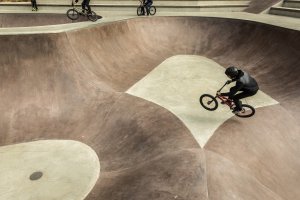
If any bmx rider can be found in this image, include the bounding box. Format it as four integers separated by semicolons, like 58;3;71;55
144;0;153;15
75;0;91;13
219;66;259;114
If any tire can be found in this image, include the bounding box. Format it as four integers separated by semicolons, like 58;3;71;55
67;9;79;20
149;6;156;15
137;6;145;16
199;94;218;111
235;104;255;118
87;11;98;22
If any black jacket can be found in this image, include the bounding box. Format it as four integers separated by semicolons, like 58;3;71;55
222;70;259;98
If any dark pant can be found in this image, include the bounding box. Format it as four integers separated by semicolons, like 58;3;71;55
145;1;153;15
231;89;258;110
82;0;91;12
31;0;38;9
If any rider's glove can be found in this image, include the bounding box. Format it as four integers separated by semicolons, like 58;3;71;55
226;80;232;84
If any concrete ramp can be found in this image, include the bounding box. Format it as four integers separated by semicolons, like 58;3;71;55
0;17;299;200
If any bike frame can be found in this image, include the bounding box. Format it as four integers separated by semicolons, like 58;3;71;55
200;81;255;117
138;0;148;13
70;0;81;12
217;95;234;108
139;0;153;10
139;0;146;6
215;82;235;109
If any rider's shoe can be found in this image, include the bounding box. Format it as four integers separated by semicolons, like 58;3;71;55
232;107;242;114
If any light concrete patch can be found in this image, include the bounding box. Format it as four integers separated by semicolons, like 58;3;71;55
0;140;100;200
126;55;278;147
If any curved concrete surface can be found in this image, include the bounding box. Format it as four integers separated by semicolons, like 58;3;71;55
0;17;299;199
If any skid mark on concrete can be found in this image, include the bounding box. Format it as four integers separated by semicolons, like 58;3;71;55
126;55;278;147
0;140;100;200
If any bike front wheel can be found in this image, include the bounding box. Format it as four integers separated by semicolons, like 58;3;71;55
137;6;145;16
235;104;255;118
200;94;218;111
87;10;98;22
67;8;79;20
149;6;156;15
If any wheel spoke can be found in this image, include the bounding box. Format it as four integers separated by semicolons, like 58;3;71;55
200;94;218;111
236;104;255;118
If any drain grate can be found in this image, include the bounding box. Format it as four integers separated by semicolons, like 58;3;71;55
29;171;43;181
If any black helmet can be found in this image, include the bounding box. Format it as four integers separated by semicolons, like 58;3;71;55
225;66;239;79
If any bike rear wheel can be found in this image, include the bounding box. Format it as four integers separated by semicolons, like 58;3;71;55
235;104;255;118
87;10;98;22
149;6;156;15
200;94;218;111
67;8;79;20
137;6;145;16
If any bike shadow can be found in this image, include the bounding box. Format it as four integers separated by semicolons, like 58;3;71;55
68;15;102;22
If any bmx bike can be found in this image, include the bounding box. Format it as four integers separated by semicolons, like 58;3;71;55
199;81;255;118
66;0;98;22
137;0;156;16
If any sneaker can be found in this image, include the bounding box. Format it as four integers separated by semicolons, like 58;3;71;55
32;8;36;11
232;107;242;114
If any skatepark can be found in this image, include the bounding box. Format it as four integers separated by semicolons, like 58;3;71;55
0;1;299;200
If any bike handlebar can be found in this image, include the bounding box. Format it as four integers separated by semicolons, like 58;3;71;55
217;81;228;92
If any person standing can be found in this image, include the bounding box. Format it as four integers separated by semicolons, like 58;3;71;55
31;0;38;11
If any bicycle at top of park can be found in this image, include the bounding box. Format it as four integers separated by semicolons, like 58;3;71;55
199;81;255;118
137;0;156;16
66;0;98;22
